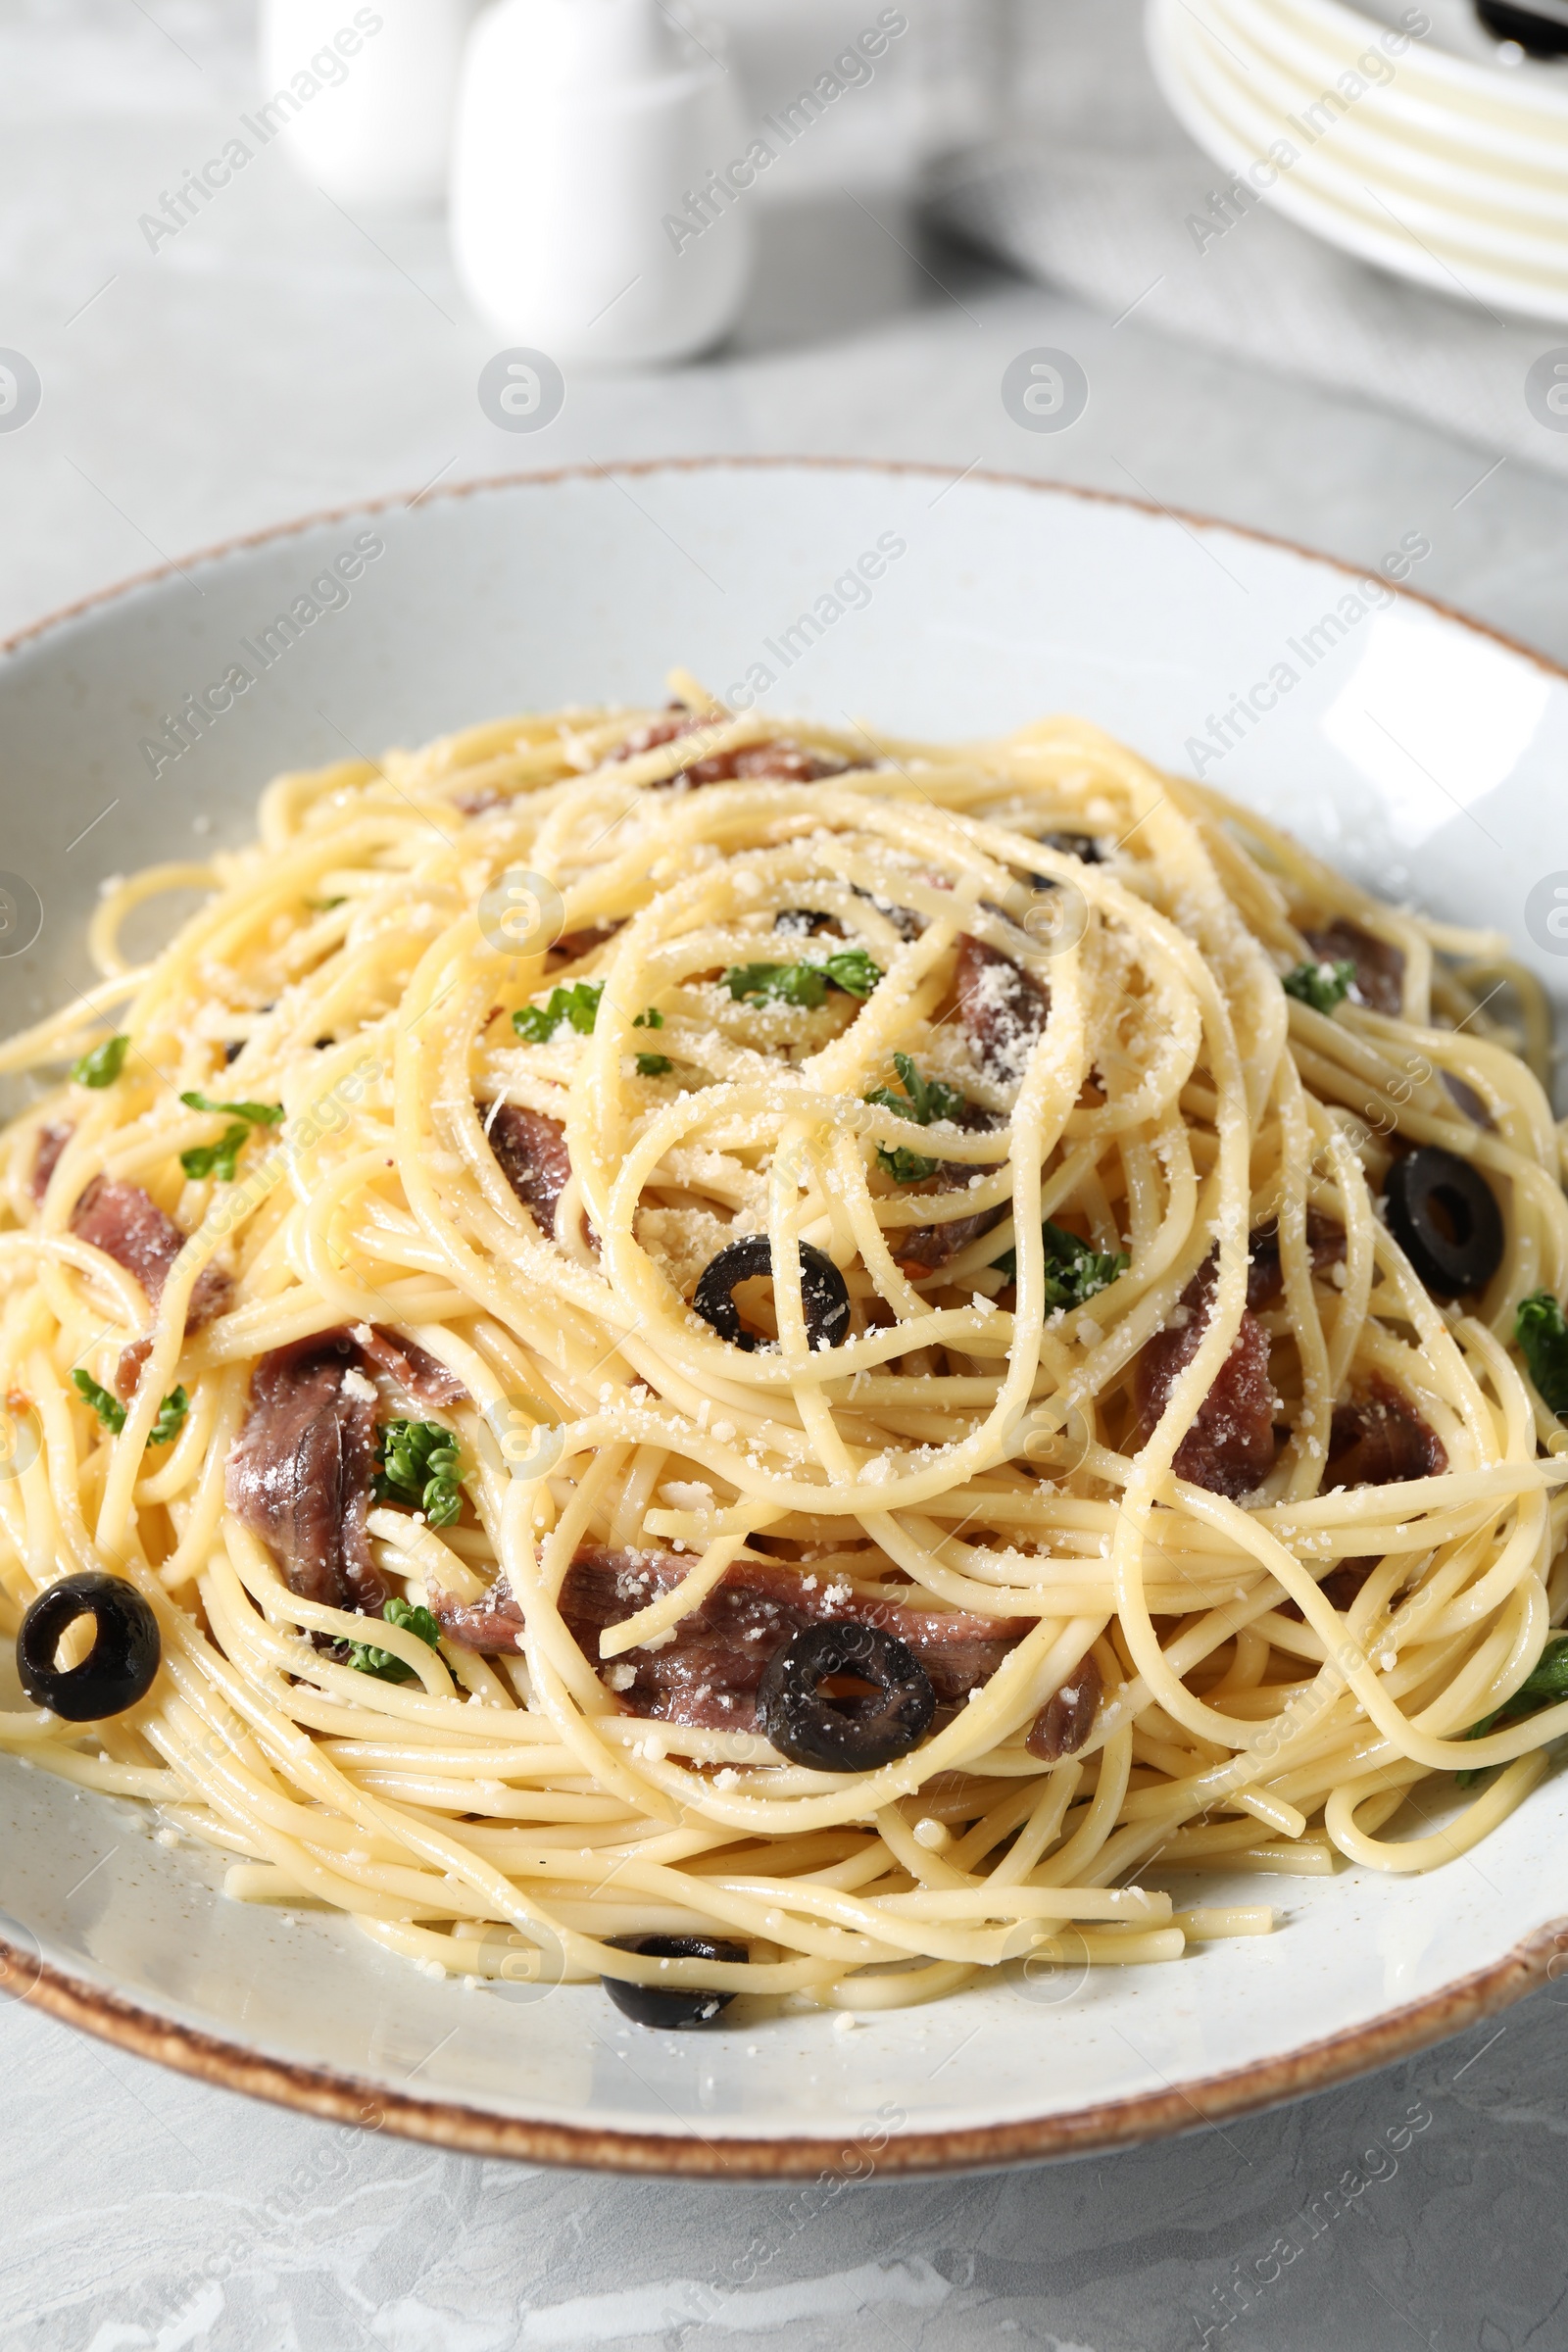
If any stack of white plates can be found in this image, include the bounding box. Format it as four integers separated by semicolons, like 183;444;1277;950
1147;0;1568;321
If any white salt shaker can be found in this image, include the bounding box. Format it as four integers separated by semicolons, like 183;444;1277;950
451;0;752;368
258;1;474;212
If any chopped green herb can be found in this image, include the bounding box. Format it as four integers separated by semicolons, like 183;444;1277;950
1283;958;1357;1015
992;1218;1129;1307
179;1082;282;1182
723;950;883;1009
73;1369;125;1434
179;1090;285;1126
372;1418;463;1530
878;1146;940;1184
724;960;824;1008
819;948;882;999
1516;1291;1568;1419
74;1370;187;1449
513;981;604;1044
1456;1633;1568;1787
307;896;347;912
866;1053;966;1129
149;1386;188;1448
635;1053;673;1078
72;1035;129;1088
633;1007;663;1029
180;1122;251;1183
346;1595;443;1686
866;1056;969;1184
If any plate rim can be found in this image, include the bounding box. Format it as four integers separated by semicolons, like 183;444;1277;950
6;452;1568;693
7;1919;1567;2176
6;452;1567;2178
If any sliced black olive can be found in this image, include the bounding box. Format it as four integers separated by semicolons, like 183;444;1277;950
773;907;839;937
222;1041;244;1065
1038;830;1104;864
1442;1070;1494;1130
17;1572;160;1722
758;1621;935;1772
1384;1146;1504;1299
1474;3;1568;58
691;1236;851;1353
601;1935;749;2029
852;884;923;942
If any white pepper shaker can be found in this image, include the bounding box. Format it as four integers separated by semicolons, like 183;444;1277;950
258;0;475;212
450;0;752;368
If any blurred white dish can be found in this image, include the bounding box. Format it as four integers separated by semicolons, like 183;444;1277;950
259;0;475;212
1266;0;1568;110
1162;0;1568;255
1217;0;1568;202
1151;0;1568;318
450;0;752;368
2;462;1566;2175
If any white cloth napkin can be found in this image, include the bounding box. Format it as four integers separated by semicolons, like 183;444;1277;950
925;0;1568;480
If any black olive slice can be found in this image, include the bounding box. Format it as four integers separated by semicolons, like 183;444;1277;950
757;1621;936;1772
851;884;923;942
691;1236;851;1353
17;1572;161;1722
601;1935;749;2029
1474;3;1568;58
1037;830;1104;864
1384;1146;1504;1299
773;907;840;937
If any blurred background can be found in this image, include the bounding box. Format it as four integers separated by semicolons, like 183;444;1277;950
6;0;1568;658
9;4;1568;2348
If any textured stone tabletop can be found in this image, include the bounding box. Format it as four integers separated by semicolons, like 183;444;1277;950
5;6;1568;2349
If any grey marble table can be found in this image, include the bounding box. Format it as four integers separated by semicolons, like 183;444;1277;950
5;7;1568;2349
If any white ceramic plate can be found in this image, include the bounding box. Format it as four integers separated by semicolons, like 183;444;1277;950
3;461;1567;2177
1156;12;1568;289
1149;0;1568;319
1201;0;1568;216
1270;0;1568;113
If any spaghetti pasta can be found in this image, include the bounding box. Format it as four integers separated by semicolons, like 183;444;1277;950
1;686;1565;2017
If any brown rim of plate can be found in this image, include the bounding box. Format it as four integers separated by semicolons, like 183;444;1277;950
3;455;1565;2178
6;453;1568;692
7;1919;1568;2176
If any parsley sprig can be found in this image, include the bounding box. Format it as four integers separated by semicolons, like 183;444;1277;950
514;981;604;1043
72;1036;129;1088
877;1147;938;1186
514;987;666;1047
1456;1633;1568;1788
179;1089;284;1126
723;949;882;1009
180;1123;252;1183
72;1370;125;1433
149;1386;190;1447
346;1595;443;1686
73;1370;188;1447
631;1007;671;1075
372;1418;463;1530
992;1218;1129;1306
1283;958;1357;1015
177;1087;284;1180
864;1054;968;1184
1516;1291;1568;1418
